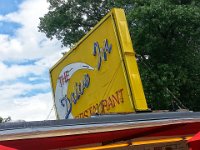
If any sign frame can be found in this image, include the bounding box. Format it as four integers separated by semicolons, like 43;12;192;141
50;8;148;119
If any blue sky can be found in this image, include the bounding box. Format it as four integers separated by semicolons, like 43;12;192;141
0;0;24;15
0;0;64;121
0;0;22;35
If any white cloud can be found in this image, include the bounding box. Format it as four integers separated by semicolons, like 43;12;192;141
0;92;56;121
0;81;56;121
0;15;3;21
0;0;65;61
0;0;66;121
0;62;47;81
0;82;50;100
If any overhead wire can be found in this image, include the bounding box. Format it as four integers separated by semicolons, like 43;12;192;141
45;104;55;120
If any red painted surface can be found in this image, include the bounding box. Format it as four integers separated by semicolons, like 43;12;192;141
1;122;200;150
188;131;200;150
0;145;17;150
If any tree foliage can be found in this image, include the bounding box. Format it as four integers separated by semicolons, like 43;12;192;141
123;0;200;110
0;116;11;123
39;0;114;47
0;116;3;123
39;0;200;111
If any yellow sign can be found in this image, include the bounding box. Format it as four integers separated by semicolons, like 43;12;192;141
50;8;148;119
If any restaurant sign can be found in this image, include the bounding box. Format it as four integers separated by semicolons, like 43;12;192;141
50;8;148;119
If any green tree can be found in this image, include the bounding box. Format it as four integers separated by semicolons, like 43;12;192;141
0;116;11;123
126;0;200;110
0;116;3;123
4;116;11;122
39;0;114;47
39;0;200;111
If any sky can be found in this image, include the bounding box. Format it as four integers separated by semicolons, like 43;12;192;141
0;0;66;121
